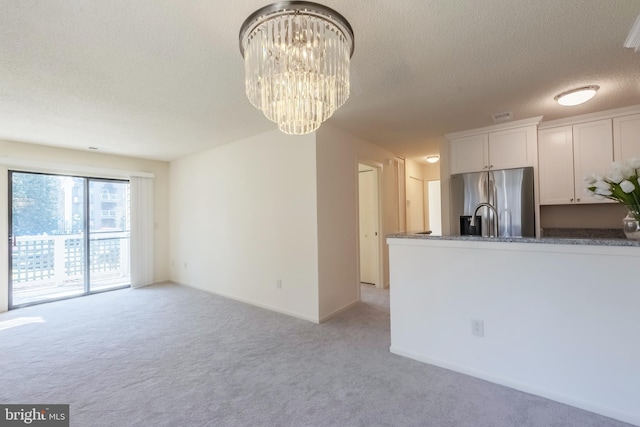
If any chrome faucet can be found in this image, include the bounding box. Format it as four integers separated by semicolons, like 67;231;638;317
470;202;499;237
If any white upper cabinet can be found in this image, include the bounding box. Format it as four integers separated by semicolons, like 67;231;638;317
449;134;488;174
538;119;613;205
538;126;575;205
573;119;613;203
488;126;538;170
613;113;640;161
447;118;541;174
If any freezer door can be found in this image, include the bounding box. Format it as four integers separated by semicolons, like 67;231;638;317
490;167;535;237
450;171;489;235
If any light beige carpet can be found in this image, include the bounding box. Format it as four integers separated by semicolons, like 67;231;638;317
0;282;631;426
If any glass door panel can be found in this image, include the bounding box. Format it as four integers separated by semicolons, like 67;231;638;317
88;179;130;291
10;172;86;306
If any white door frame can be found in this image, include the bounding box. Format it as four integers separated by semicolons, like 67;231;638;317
356;159;384;293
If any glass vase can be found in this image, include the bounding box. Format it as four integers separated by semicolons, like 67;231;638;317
622;210;640;240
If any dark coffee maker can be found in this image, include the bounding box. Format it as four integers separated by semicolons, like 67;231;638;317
460;216;482;236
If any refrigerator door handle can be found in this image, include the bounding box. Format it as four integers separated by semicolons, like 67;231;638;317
488;170;497;237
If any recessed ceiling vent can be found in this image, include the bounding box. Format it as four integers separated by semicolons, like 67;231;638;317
492;111;513;123
624;14;640;52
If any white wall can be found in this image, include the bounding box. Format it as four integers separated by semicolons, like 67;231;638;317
405;158;424;180
1;125;400;321
169;130;321;322
315;133;359;320
317;125;401;290
540;203;628;230
422;162;440;182
0;139;170;312
389;238;640;426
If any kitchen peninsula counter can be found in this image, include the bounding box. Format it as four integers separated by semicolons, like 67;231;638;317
388;232;640;247
387;233;640;426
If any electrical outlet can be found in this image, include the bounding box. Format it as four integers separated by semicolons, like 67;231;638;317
276;279;282;289
471;319;484;337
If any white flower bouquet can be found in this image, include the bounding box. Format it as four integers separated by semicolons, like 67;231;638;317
584;158;640;221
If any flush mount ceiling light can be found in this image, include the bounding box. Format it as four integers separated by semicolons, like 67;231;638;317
425;155;440;164
554;85;600;106
239;1;354;135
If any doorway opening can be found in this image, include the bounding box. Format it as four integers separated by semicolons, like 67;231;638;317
427;180;442;235
9;171;131;308
357;163;382;289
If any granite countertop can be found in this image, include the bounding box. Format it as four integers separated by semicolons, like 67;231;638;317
387;232;640;247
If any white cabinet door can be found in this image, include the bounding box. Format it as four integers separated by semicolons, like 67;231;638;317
573;119;613;204
613;114;640;162
538;126;575;204
488;125;537;170
450;134;488;174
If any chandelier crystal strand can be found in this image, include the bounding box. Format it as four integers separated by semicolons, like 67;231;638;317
240;2;354;135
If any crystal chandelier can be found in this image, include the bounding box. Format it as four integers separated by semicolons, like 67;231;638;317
239;2;355;135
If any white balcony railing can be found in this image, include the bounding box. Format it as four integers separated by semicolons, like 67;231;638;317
11;233;130;304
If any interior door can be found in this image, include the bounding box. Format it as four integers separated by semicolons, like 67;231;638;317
407;176;425;232
358;166;379;286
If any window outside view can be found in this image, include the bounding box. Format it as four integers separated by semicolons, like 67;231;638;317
10;172;130;307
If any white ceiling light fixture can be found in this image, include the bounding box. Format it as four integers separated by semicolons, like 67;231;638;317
554;85;600;106
239;2;355;135
425;155;440;164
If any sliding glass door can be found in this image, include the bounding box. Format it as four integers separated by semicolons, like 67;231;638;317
9;172;130;308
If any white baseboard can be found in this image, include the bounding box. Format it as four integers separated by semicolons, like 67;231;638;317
177;281;321;323
319;299;359;323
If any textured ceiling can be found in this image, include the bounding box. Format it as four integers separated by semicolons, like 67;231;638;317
1;0;639;163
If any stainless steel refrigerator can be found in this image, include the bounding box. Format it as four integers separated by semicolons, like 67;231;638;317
450;167;535;237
